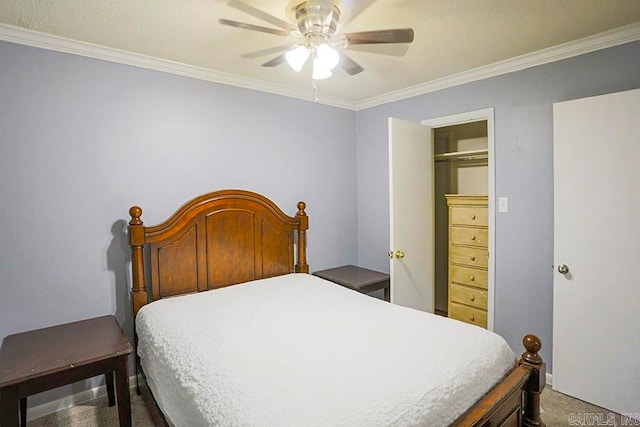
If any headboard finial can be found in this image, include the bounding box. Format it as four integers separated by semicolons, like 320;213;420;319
129;206;143;225
297;201;307;216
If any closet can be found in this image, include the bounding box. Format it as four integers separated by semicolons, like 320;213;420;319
433;121;489;327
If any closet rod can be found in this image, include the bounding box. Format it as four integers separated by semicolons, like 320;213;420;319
434;149;488;162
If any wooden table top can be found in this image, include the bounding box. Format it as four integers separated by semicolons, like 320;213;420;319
313;265;390;290
0;315;132;388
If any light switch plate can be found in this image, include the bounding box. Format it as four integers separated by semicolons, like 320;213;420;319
498;197;509;213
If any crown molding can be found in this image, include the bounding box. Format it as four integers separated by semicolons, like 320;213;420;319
1;22;639;112
0;24;356;110
353;22;640;111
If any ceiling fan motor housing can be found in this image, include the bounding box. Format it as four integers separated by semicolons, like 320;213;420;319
295;0;340;42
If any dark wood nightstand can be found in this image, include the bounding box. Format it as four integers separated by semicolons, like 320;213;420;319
0;315;132;427
313;265;390;301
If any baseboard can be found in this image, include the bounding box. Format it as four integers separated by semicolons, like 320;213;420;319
26;375;137;422
546;372;553;387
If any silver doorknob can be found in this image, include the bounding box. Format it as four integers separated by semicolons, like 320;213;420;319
557;264;569;274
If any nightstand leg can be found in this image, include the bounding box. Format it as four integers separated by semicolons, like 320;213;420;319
20;397;26;427
0;385;19;427
114;355;131;427
106;371;115;407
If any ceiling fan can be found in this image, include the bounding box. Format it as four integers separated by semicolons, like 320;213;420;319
219;0;415;80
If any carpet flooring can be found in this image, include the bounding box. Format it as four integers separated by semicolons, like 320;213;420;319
27;387;634;426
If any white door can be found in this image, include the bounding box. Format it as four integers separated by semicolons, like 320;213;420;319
388;117;434;312
553;89;640;416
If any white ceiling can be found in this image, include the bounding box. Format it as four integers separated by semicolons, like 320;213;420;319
1;0;640;109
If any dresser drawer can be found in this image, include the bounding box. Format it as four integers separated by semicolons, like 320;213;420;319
450;206;488;226
449;265;488;289
450;245;488;269
450;226;488;247
450;283;488;310
449;302;487;328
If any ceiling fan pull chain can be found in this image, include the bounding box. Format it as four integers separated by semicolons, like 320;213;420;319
313;79;319;103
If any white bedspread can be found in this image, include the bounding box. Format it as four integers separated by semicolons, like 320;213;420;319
136;273;516;427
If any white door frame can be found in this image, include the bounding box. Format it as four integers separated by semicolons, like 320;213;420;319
422;108;496;331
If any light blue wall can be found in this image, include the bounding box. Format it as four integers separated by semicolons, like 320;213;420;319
2;34;640;410
0;40;357;406
355;40;640;370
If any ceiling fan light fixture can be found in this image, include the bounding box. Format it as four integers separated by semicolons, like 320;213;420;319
312;60;333;80
316;43;339;71
311;43;339;80
285;45;310;72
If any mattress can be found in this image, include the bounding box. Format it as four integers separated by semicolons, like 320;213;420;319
136;273;516;427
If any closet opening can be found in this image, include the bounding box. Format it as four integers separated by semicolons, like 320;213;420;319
433;121;489;328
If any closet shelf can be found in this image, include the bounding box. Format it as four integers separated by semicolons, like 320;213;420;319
434;149;488;162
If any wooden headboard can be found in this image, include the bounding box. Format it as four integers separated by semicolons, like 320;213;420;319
128;190;309;315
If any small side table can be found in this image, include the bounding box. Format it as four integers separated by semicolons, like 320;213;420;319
0;315;132;427
313;265;390;301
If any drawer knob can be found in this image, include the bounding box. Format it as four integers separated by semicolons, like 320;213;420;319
471;235;476;240
470;295;475;302
469;275;475;281
470;315;475;321
470;256;476;261
471;214;476;220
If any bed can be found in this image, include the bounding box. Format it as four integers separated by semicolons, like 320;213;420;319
128;189;545;427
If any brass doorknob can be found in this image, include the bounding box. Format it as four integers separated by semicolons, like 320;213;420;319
395;250;405;259
558;264;569;274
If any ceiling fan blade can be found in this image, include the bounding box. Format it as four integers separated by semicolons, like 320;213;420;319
262;54;287;68
345;43;410;57
344;28;414;45
241;45;294;59
218;19;290;37
228;0;295;32
339;52;364;76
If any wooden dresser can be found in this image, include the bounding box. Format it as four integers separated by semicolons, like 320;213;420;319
445;195;488;328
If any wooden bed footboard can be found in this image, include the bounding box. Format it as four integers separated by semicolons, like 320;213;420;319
453;334;545;427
